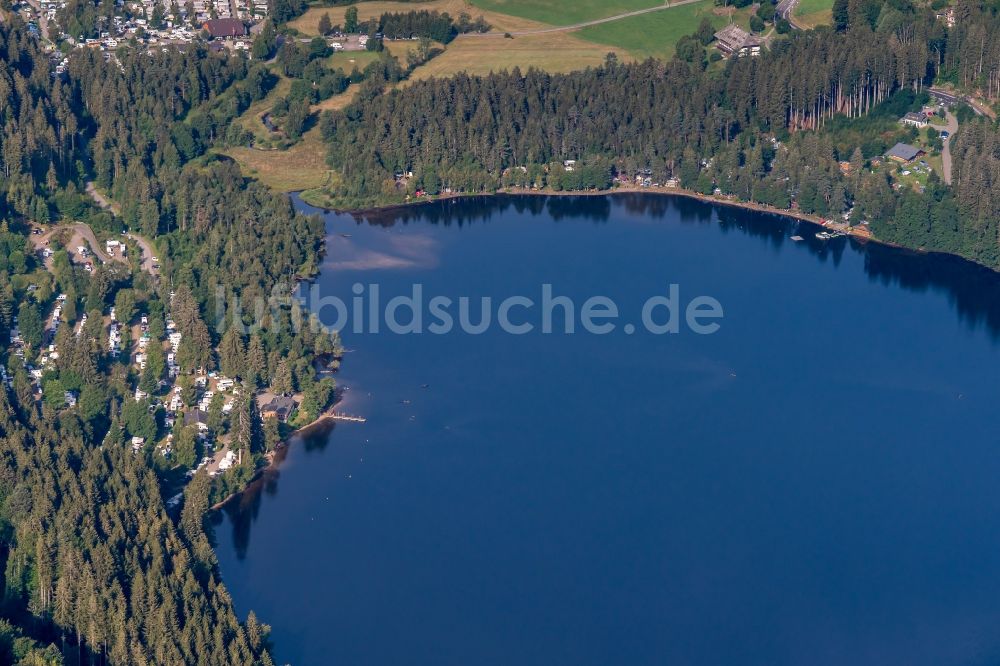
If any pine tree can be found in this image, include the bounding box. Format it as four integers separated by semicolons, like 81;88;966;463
219;326;246;379
832;0;850;31
318;12;332;35
344;5;359;33
246;334;267;387
234;394;253;457
271;359;293;395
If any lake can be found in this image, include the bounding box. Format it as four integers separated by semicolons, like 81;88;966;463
215;193;1000;666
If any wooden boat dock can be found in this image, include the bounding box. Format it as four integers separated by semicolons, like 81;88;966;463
331;413;367;423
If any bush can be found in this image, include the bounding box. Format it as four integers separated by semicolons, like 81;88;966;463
955;103;977;124
695;17;715;45
756;2;776;20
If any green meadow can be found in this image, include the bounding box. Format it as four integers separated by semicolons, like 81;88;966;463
575;2;746;60
469;0;667;26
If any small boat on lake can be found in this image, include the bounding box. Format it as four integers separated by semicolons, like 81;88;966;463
790;235;804;241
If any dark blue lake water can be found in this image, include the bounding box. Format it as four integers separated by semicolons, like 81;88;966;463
215;193;1000;666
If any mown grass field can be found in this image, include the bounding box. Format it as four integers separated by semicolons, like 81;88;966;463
574;1;736;60
794;0;833;27
404;32;632;80
223;126;332;192
325;50;382;71
311;86;359;112
322;41;415;72
291;0;543;35
469;0;665;26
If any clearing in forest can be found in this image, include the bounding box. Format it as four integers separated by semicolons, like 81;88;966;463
794;0;834;27
222;126;332;193
405;31;632;80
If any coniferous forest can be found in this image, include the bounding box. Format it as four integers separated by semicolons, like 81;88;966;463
0;17;333;664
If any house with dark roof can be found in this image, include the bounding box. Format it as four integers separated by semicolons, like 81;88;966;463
203;18;247;39
713;24;763;58
184;408;210;432
886;142;924;163
900;112;928;128
261;395;297;422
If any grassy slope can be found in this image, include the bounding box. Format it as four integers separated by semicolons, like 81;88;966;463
326;50;383;71
574;2;750;60
311;85;359;112
469;0;665;26
236;71;292;144
405;32;633;80
794;0;833;27
223;126;333;192
223;76;359;190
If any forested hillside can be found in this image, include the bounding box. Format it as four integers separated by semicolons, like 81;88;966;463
320;0;1000;268
0;17;333;664
0;395;272;664
949;119;1000;266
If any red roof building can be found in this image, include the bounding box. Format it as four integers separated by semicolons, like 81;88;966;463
203;18;247;39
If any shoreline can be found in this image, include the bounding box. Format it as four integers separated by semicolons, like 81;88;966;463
209;399;347;511
326;184;988;269
326;184;838;225
306;184;907;247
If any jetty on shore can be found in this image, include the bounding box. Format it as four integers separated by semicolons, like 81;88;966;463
330;412;367;423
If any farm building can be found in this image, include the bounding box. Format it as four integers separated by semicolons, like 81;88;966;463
713;24;763;58
886;142;924;163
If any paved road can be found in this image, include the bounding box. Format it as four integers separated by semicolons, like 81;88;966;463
929;88;962;106
940;110;958;185
86;181;120;215
86;181;160;281
776;0;806;29
127;232;160;281
930;87;996;120
965;97;996;120
466;0;703;37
